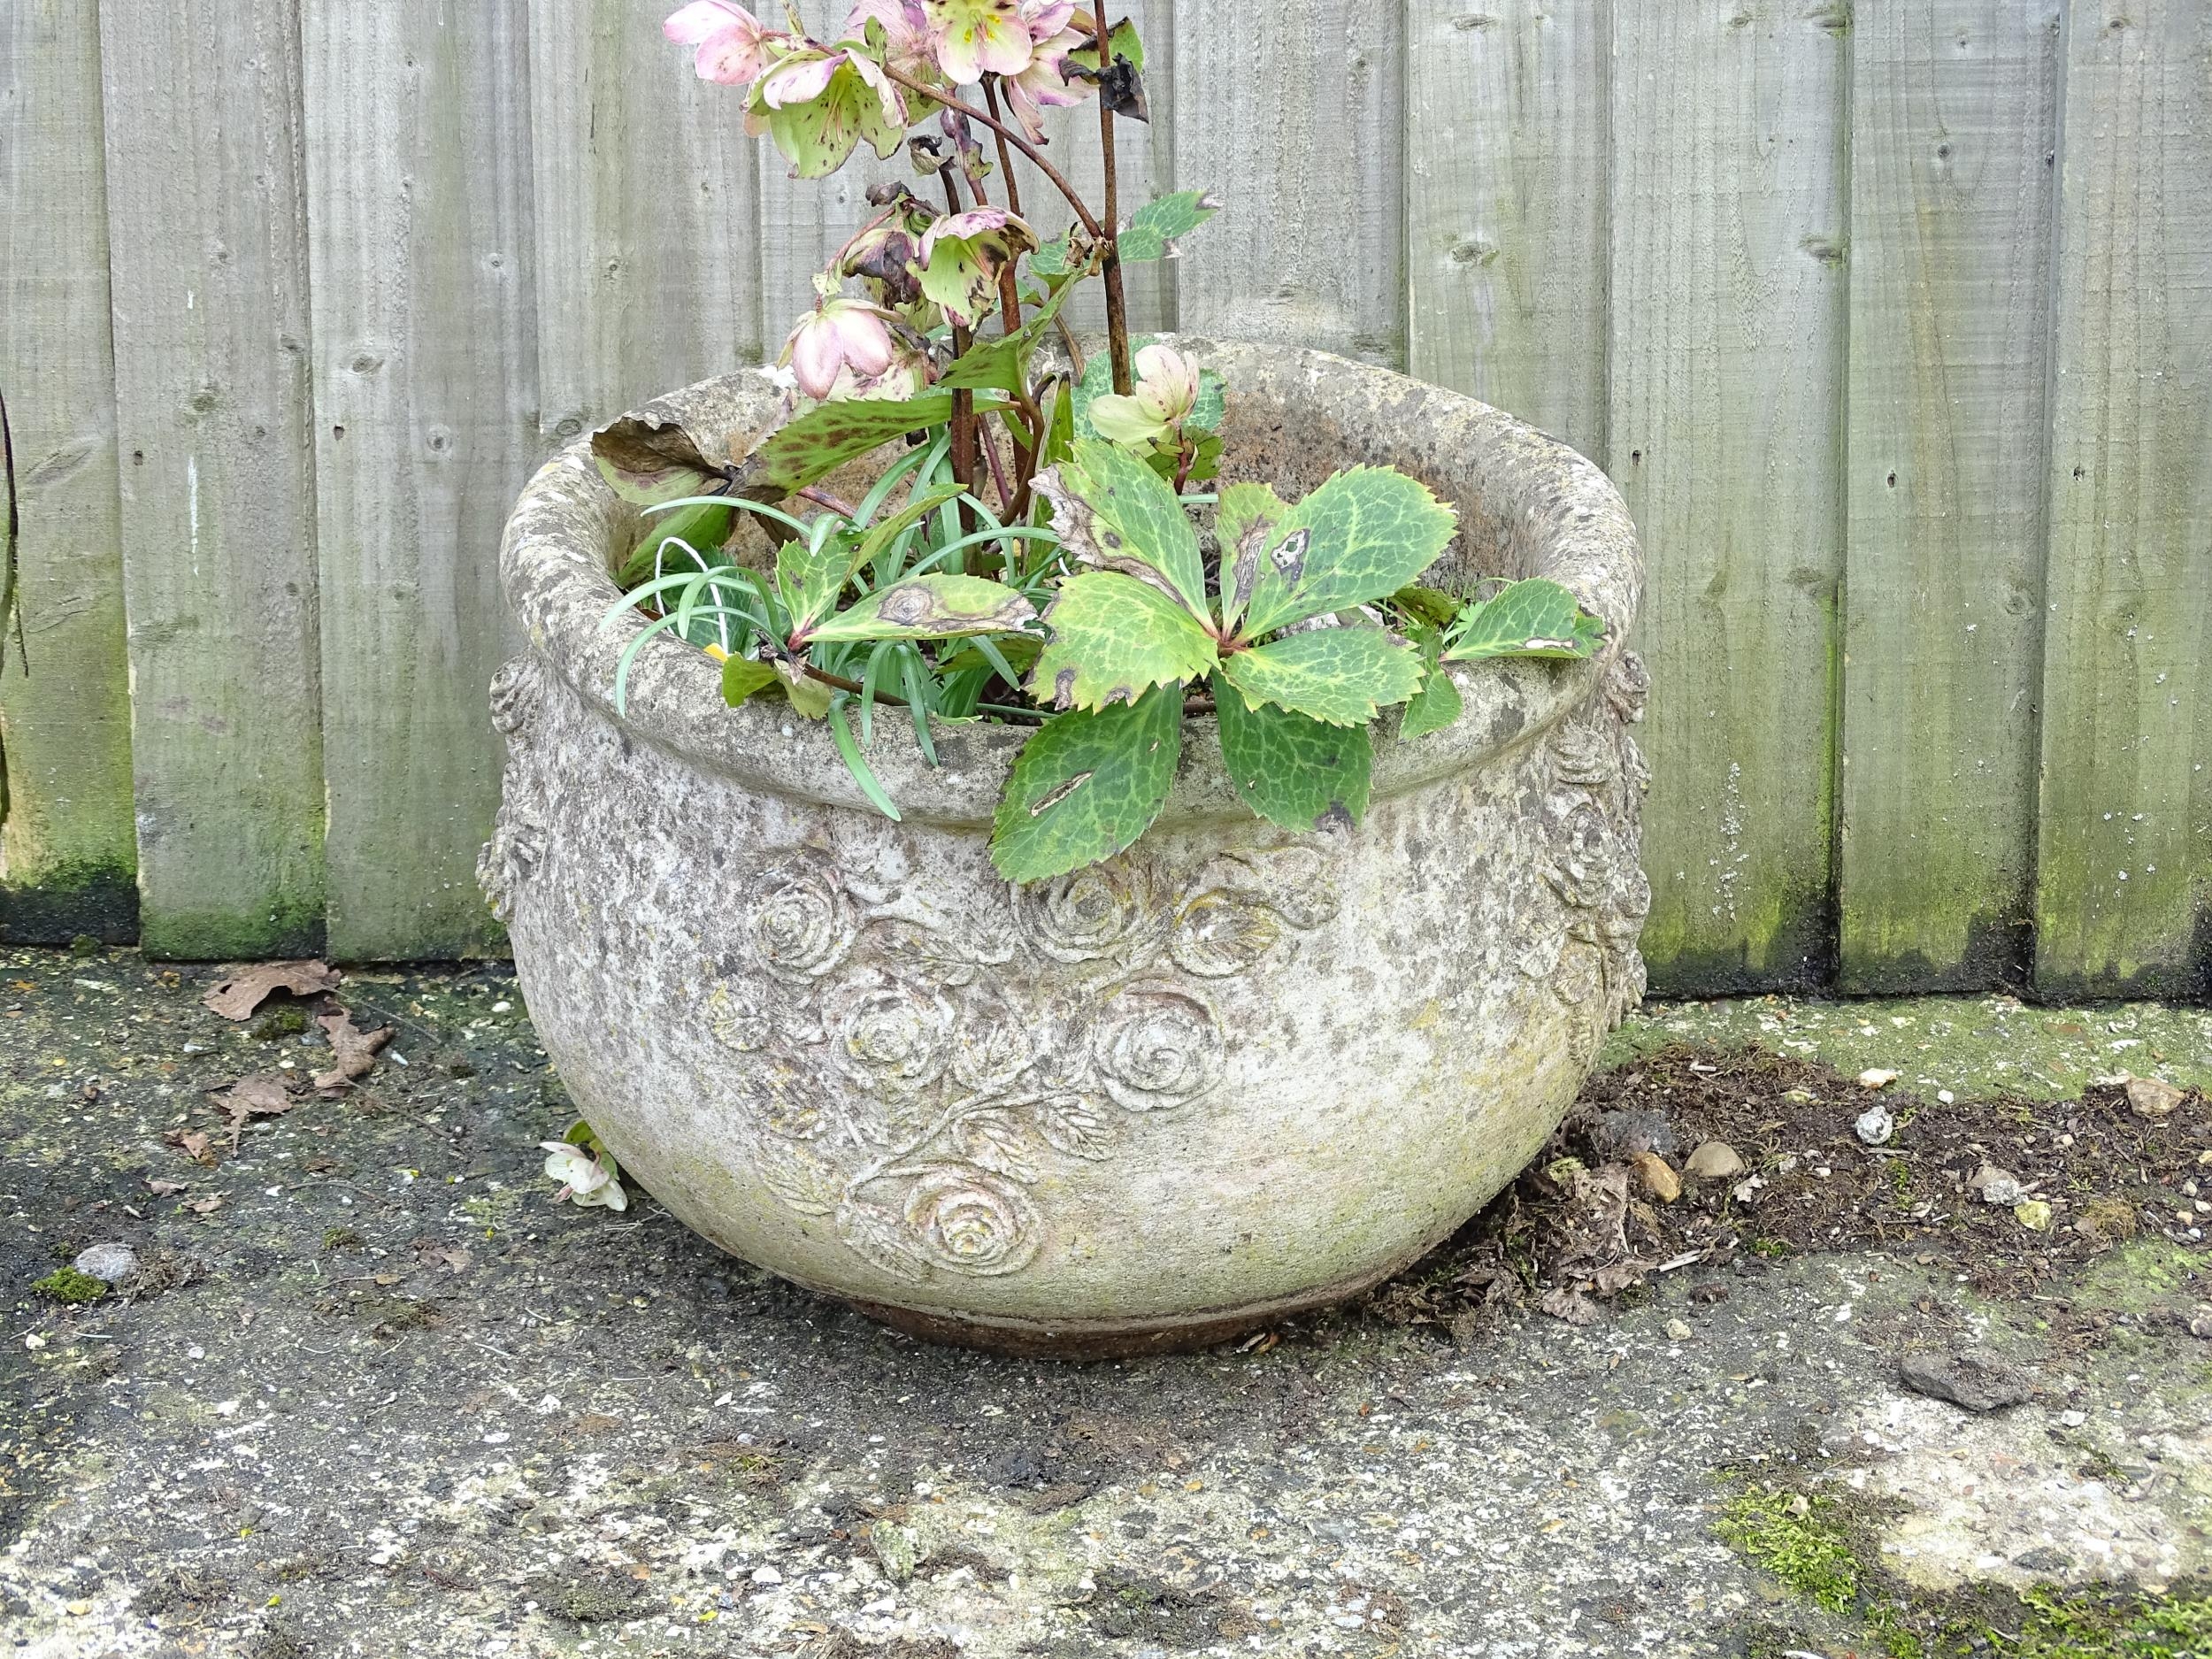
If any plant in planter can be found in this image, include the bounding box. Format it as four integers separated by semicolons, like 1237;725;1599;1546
485;0;1648;1355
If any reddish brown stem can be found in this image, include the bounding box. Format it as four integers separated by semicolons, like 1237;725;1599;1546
1094;11;1133;396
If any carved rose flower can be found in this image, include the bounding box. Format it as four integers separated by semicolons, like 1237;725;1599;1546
705;979;770;1052
488;657;542;739
746;853;856;983
1548;799;1618;912
900;1164;1040;1277
829;978;952;1099
1551;723;1617;789
1170;888;1285;978
1090;986;1225;1113
1017;862;1160;964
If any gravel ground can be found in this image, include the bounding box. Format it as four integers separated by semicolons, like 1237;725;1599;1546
4;949;2211;1657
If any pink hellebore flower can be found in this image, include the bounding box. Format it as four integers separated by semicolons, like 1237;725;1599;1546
921;0;1034;86
1089;342;1201;449
914;206;1037;329
783;295;900;403
1002;7;1094;141
748;45;908;178
664;1;770;85
843;0;941;84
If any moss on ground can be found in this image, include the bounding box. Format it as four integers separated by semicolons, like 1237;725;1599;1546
31;1266;107;1303
1717;1481;2212;1657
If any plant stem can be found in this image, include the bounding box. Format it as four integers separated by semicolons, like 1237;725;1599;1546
803;663;1044;723
1093;10;1133;396
878;65;1103;240
941;170;982;535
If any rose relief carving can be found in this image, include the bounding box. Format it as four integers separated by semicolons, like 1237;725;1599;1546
479;658;550;925
728;837;1342;1285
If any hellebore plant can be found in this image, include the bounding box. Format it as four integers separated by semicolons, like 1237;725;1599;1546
599;0;1604;882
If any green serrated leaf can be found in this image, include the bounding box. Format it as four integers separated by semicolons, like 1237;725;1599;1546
1393;584;1461;628
1118;190;1217;264
805;574;1038;644
741;394;998;496
1187;370;1226;434
990;687;1183;883
1214;481;1290;634
1217;627;1425;727
1068;15;1144;75
1238;467;1460;639
1213;678;1372;831
1397;639;1464;741
937;270;1087;394
1441;578;1608;662
1030;237;1076;279
1032;571;1218;711
722;657;780;707
1056;437;1210;614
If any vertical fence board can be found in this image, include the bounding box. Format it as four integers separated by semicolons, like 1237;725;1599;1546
532;0;762;441
1839;1;2062;992
304;1;537;959
99;0;325;959
0;0;138;942
1172;1;1405;363
1406;1;1609;455
1610;1;1852;992
2034;0;2212;998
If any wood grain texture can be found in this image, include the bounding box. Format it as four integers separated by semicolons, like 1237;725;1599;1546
1406;0;1609;456
304;0;538;959
1838;0;2062;992
532;0;764;440
2033;0;2212;998
1609;0;1852;992
99;0;326;959
1171;0;1405;363
0;0;139;941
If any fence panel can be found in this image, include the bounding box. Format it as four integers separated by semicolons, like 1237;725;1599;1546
303;0;538;960
98;0;326;959
0;0;138;943
2033;0;2212;998
1609;1;1853;992
1838;0;2062;992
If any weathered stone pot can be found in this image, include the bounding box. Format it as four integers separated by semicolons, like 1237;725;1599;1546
485;338;1647;1357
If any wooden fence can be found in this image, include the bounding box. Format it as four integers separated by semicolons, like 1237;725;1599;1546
4;0;2208;996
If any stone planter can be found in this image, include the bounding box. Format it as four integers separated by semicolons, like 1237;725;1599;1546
485;339;1647;1357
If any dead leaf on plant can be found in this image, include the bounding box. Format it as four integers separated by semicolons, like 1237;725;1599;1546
214;1071;299;1148
312;1008;394;1093
202;961;340;1021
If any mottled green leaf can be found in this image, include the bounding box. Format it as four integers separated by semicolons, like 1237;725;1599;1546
1050;438;1209;614
1118;189;1217;263
1441;578;1607;662
1187;370;1226;434
990;687;1183;883
1032;572;1217;710
721;657;780;707
1397;636;1464;741
1239;467;1459;638
937;259;1088;393
741;394;995;496
1214;481;1289;634
1213;679;1372;831
805;574;1038;644
1217;627;1425;727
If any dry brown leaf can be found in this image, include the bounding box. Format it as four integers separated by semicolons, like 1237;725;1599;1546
146;1178;188;1196
312;1008;395;1092
216;1072;299;1148
165;1127;219;1167
1539;1286;1601;1326
187;1194;225;1216
202;960;340;1020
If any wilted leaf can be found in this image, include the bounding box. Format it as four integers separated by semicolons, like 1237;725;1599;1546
803;574;1038;644
1032;572;1218;710
312;1009;394;1093
1442;578;1606;662
1215;481;1290;634
215;1072;299;1148
1217;627;1425;727
778;661;835;719
991;687;1184;883
1540;1286;1601;1326
592;411;726;504
1212;682;1372;831
203;960;341;1020
1239;468;1459;638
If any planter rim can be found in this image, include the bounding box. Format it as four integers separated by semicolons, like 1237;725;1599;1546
499;337;1641;828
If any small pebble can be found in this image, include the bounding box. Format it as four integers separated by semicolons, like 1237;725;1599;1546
751;1566;783;1586
1858;1068;1899;1090
1629;1151;1681;1203
1665;1318;1693;1342
1937;1089;1955;1105
1686;1141;1745;1180
1855;1107;1893;1147
2014;1199;2054;1232
73;1243;138;1284
2127;1075;2185;1118
1970;1164;2025;1207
